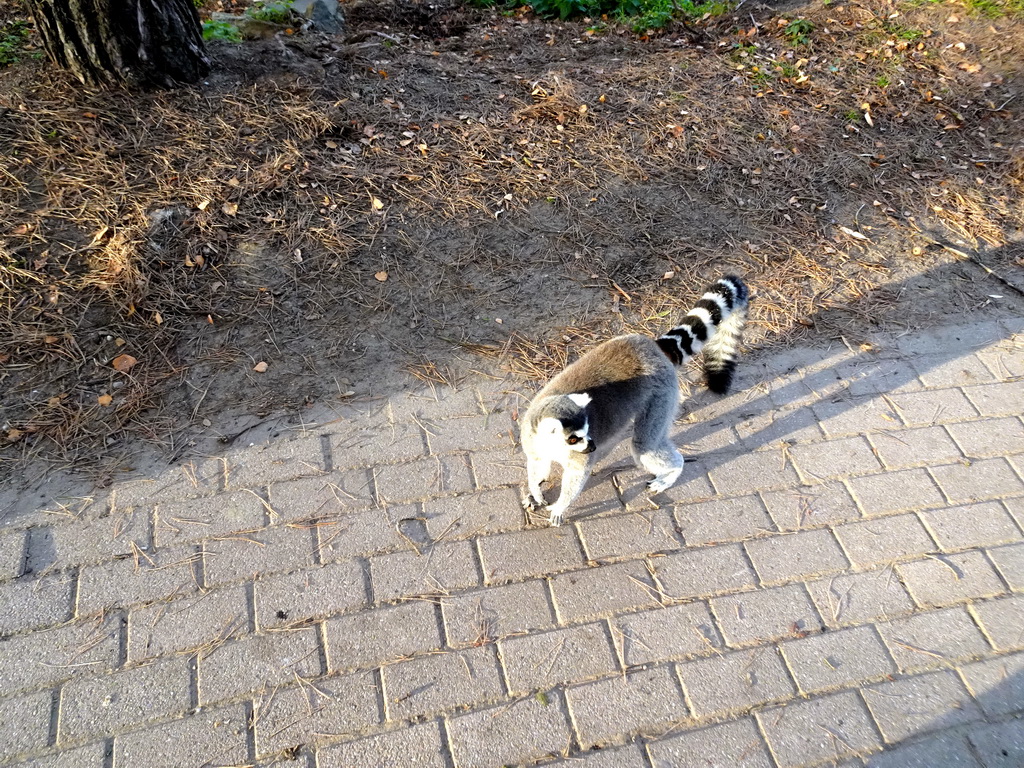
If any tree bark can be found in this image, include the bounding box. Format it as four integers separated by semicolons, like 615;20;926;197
25;0;211;88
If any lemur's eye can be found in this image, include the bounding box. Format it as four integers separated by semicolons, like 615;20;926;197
567;436;581;445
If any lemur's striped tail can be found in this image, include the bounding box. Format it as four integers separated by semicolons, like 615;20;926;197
655;275;749;395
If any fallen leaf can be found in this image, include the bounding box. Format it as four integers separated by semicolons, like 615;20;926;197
253;361;269;373
43;335;58;344
154;312;163;325
47;396;61;407
197;200;210;211
839;225;869;241
371;196;384;211
5;429;23;443
98;394;113;406
374;271;389;282
222;202;238;217
227;177;241;187
663;270;675;280
112;354;138;373
326;140;338;149
114;338;126;347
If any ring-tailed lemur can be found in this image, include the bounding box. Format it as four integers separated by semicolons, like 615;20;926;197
521;275;749;526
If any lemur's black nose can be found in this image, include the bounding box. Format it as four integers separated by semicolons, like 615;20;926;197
583;440;596;454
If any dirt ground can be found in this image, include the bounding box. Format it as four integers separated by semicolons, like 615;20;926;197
1;0;1022;495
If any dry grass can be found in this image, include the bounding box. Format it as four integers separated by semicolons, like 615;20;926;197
2;0;1023;471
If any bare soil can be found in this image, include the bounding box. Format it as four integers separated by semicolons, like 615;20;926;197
1;0;1022;494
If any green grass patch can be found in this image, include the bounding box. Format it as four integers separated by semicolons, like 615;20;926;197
0;20;31;68
783;18;814;45
246;0;294;23
963;0;1024;16
202;20;243;42
521;0;730;27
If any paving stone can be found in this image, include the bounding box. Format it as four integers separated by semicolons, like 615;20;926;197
111;458;224;507
876;606;989;673
77;547;200;615
888;388;980;426
861;670;982;743
566;666;687;750
966;718;1024;768
735;405;825;448
550;561;661;623
675;415;744;454
578;510;682;560
831;356;922;397
369;539;479;601
545;744;647;767
946;417;1024;458
372;455;474;503
421;488;522;540
811;395;903;438
708;450;801;495
265;470;375;522
316;721;446;768
253;561;366;629
962;380;1024;417
958;652;1024;717
441;580;555;647
894;323;1004;357
0;690;52;763
154;490;266;548
1006;497;1024;533
760;482;861;531
226;433;327;489
781;625;895;694
27;509;149;573
60;655;192;741
806;568;915;628
199;627;321;705
931;458;1024;504
897;550;1006;607
790;437;882;483
0;614;120;694
912;353;997;389
673;495;773;546
477;526;583;584
329;420;428;469
447;689;571;768
8;742;107;768
971;594;1024;650
422;412;516;455
114;704;249;768
127;585;249;661
989;541;1024;590
868;426;964;470
471;447;525;489
921;501;1022;551
846;469;946;516
757;690;881;768
0;574;74;634
652;542;758;600
711;584;822;646
499;622;618;695
647;717;774;768
324;600;441;672
203;524;316;586
834;514;937;567
0;529;25;581
677;647;795;718
745;528;849;584
252;672;380;757
863;731;981;768
381;645;503;721
315;505;414;560
612;603;722;666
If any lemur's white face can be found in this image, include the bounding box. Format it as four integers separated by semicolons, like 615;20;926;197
537;416;595;456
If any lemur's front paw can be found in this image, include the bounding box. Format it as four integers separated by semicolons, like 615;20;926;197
546;508;565;527
523;491;545;513
647;477;672;494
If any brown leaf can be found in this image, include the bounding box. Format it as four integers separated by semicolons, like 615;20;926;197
5;428;24;443
98;394;113;406
253;361;269;373
112;354;138;373
43;335;59;344
374;271;389;282
222;202;238;217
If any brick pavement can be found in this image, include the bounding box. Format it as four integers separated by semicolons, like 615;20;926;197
1;318;1023;767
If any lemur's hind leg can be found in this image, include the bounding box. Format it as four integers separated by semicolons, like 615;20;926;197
632;392;683;494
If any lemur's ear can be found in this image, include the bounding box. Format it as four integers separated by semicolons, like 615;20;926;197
567;393;591;408
538;417;562;435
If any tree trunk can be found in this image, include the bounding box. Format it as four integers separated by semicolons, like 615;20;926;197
25;0;211;88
